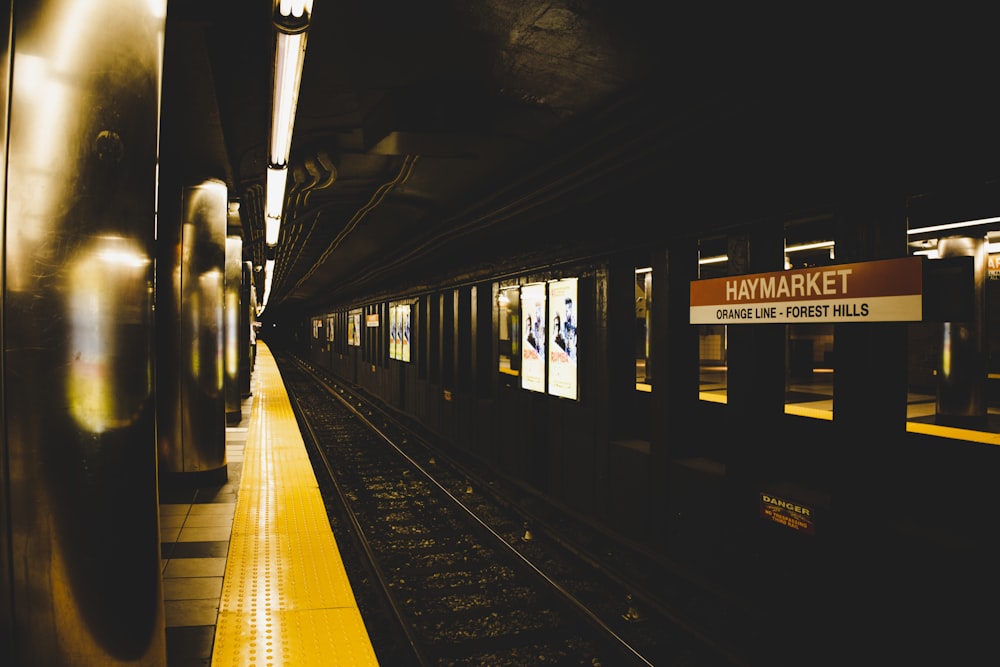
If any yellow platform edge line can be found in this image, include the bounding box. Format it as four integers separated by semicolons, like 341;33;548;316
212;342;380;667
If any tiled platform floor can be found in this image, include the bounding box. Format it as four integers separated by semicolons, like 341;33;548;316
159;397;250;667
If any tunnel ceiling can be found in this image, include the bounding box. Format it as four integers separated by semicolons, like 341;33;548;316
162;2;1000;320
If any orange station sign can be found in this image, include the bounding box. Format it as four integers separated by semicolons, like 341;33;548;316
690;256;923;324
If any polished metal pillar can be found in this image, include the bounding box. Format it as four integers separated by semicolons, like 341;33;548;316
225;234;243;424
936;235;988;428
1;1;167;664
157;180;228;484
0;0;12;657
240;260;255;397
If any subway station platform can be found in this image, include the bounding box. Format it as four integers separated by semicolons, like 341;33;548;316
159;342;379;667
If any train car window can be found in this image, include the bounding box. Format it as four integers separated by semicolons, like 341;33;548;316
363;304;377;365
443;290;456;388
335;311;344;354
497;285;521;380
906;207;1000;442
635;267;652;391
475;283;493;398
381;302;389;367
417;296;428;380
698;237;728;403
429;294;441;384
783;218;835;420
785;216;836;419
457;287;473;390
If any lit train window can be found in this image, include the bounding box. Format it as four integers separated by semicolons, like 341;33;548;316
783;217;835;420
635;267;652;391
497;285;521;378
906;201;1000;442
698;236;728;403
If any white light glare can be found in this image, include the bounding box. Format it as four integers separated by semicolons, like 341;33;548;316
270;31;307;164
259;258;275;314
785;240;835;253
908;216;1000;235
265;215;281;246
279;0;314;18
266;166;287;219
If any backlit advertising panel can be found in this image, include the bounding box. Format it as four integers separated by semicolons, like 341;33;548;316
389;303;411;361
348;309;362;346
547;278;578;399
520;283;546;392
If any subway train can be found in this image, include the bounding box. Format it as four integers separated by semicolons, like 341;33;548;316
4;0;1000;664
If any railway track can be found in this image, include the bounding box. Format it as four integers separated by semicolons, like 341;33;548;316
278;354;744;666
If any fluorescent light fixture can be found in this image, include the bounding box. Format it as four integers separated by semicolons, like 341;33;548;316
266;165;287;219
265;165;286;244
264;0;312;251
278;0;313;19
265;215;281;245
785;240;835;252
265;165;287;214
917;242;1000;259
908;216;1000;235
269;0;312;166
270;31;306;165
698;254;727;265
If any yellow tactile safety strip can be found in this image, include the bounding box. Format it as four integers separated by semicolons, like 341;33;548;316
212;342;380;667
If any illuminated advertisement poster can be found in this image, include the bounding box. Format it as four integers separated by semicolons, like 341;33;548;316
348;309;362;346
389;305;399;359
520;283;546;392
547;278;578;400
400;304;411;362
389;303;412;362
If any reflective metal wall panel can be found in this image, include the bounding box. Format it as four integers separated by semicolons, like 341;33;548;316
1;1;12;657
3;1;167;664
240;260;254;396
225;235;243;422
158;180;228;478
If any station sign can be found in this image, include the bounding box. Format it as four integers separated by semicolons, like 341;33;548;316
690;256;923;324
